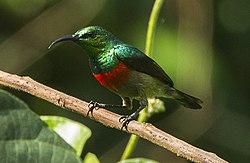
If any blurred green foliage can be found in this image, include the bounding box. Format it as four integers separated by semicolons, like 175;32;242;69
0;0;249;162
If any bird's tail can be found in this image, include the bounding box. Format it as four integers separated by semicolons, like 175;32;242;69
169;88;203;109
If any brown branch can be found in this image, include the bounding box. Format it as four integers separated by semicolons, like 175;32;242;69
0;70;227;163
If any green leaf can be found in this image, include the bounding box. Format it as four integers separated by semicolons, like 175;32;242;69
118;158;159;163
41;116;92;156
83;152;100;163
0;90;82;163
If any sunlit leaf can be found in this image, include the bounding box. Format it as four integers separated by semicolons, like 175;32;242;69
41;116;92;156
83;152;100;163
118;158;159;163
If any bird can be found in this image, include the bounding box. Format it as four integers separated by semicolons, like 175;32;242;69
49;26;202;129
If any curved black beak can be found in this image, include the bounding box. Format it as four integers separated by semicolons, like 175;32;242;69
48;34;79;49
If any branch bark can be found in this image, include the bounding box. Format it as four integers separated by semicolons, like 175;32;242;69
0;70;227;163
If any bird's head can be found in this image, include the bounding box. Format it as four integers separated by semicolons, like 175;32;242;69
49;26;118;56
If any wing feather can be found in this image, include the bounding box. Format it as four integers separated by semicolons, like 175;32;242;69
114;45;174;87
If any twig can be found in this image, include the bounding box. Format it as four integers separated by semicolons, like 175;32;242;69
0;70;228;163
145;0;164;56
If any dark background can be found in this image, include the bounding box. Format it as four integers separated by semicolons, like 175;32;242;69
1;0;249;162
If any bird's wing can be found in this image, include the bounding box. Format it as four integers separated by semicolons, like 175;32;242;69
114;45;174;87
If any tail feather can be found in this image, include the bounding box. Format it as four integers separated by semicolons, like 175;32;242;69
170;88;203;109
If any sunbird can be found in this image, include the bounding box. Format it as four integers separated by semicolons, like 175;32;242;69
49;26;202;129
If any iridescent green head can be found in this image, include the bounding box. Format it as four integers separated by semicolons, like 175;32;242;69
49;26;118;56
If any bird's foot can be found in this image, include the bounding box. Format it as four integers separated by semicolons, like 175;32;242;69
87;101;105;117
119;113;137;130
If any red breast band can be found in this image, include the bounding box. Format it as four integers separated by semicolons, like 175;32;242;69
93;61;130;91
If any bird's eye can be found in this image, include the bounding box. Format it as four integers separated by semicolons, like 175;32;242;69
81;32;96;39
